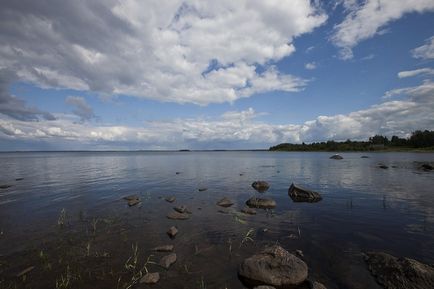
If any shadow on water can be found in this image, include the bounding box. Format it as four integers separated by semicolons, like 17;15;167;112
0;151;433;288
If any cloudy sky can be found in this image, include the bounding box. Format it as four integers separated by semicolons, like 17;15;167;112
1;0;434;150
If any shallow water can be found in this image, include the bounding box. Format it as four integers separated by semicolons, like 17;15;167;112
0;151;433;289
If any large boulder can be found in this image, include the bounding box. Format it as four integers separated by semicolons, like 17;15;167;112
252;181;270;192
246;197;276;209
288;183;322;203
238;245;308;288
365;251;434;289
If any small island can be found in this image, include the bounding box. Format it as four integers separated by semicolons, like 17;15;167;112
269;130;434;152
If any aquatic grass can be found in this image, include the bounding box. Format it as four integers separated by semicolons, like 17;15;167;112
122;243;156;289
55;265;75;289
57;208;67;227
197;276;206;289
239;228;255;248
39;250;52;271
91;218;99;235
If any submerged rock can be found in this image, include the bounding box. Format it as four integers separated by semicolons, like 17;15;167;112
123;195;140;206
15;178;24;181
288;183;322;203
217;197;234;207
198;187;208;192
246;197;276;209
0;184;12;189
361;156;370;158
140;272;160;284
167;226;178;238
378;164;389;169
159;253;177;269
308;280;327;289
241;207;257;215
173;205;191;214
153;245;174;252
421;164;433;171
253;286;276;289
330;154;343;160
165;196;176;203
167;211;190;220
238;245;308;287
252;181;270;192
365;251;434;289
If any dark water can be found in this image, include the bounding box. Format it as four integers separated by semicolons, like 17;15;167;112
0;151;433;289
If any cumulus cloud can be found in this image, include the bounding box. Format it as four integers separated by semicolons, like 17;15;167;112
305;62;317;70
0;0;327;105
398;68;434;78
412;36;434;59
65;96;95;121
0;68;56;121
332;0;434;59
1;79;433;149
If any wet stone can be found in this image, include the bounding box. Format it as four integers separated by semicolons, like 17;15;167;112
167;226;178;238
238;245;308;287
0;184;12;189
241;207;257;215
288;183;322;203
330;154;343;160
252;181;270;192
421;163;433;171
153;245;174;252
173;205;192;214
198;187;208;192
246;197;276;209
15;178;24;181
361;156;370;158
309;280;327;289
378;164;389;169
140;272;160;284
159;253;177;269
165;196;176;203
365;251;434;289
128;199;140;207
217;197;234;207
167;211;190;220
253;286;276;289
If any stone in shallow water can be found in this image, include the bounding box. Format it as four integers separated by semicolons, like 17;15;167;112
378;164;389;169
140;272;160;284
330;154;343;160
173;205;191;214
165;196;176;203
123;195;140;206
238;245;308;287
252;181;270;192
198;187;208;192
217;197;234;207
365;251;434;289
153;245;174;252
241;207;257;215
246;197;276;209
128;199;140;207
167;226;178;238
253;286;276;289
167;211;190;220
308;280;327;289
288;183;322;203
159;253;177;269
0;184;12;189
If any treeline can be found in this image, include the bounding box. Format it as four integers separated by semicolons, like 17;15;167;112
269;130;434;151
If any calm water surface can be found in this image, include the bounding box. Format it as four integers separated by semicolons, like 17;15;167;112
0;151;433;289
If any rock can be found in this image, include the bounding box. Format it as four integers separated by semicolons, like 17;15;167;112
253;286;276;289
16;266;35;277
217;197;234;207
167;226;178;238
140;272;160;284
175;172;181;175
159;253;177;269
167;211;190;220
15;178;24;181
238;245;308;287
174;205;191;214
295;250;304;258
241;207;257;215
365;251;434;289
165;196;176;203
123;195;140;206
0;184;12;189
308;280;327;289
361;156;370;158
252;181;270;192
218;209;231;214
198;187;208;192
246;197;276;209
421;164;433;171
330;154;343;160
153;245;174;252
288;183;322;203
378;164;388;169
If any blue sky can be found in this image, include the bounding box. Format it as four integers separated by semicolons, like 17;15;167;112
1;0;434;150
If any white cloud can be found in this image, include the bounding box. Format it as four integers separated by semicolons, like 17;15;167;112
0;0;327;105
2;80;433;149
412;36;434;59
332;0;434;59
305;62;317;70
398;68;434;78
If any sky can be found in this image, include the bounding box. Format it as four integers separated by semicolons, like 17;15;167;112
1;0;434;150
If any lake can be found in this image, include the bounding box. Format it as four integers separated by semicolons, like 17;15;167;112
0;151;433;289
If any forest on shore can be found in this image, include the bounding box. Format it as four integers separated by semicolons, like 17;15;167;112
269;130;434;152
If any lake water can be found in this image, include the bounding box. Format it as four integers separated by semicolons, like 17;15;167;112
0;151;433;289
